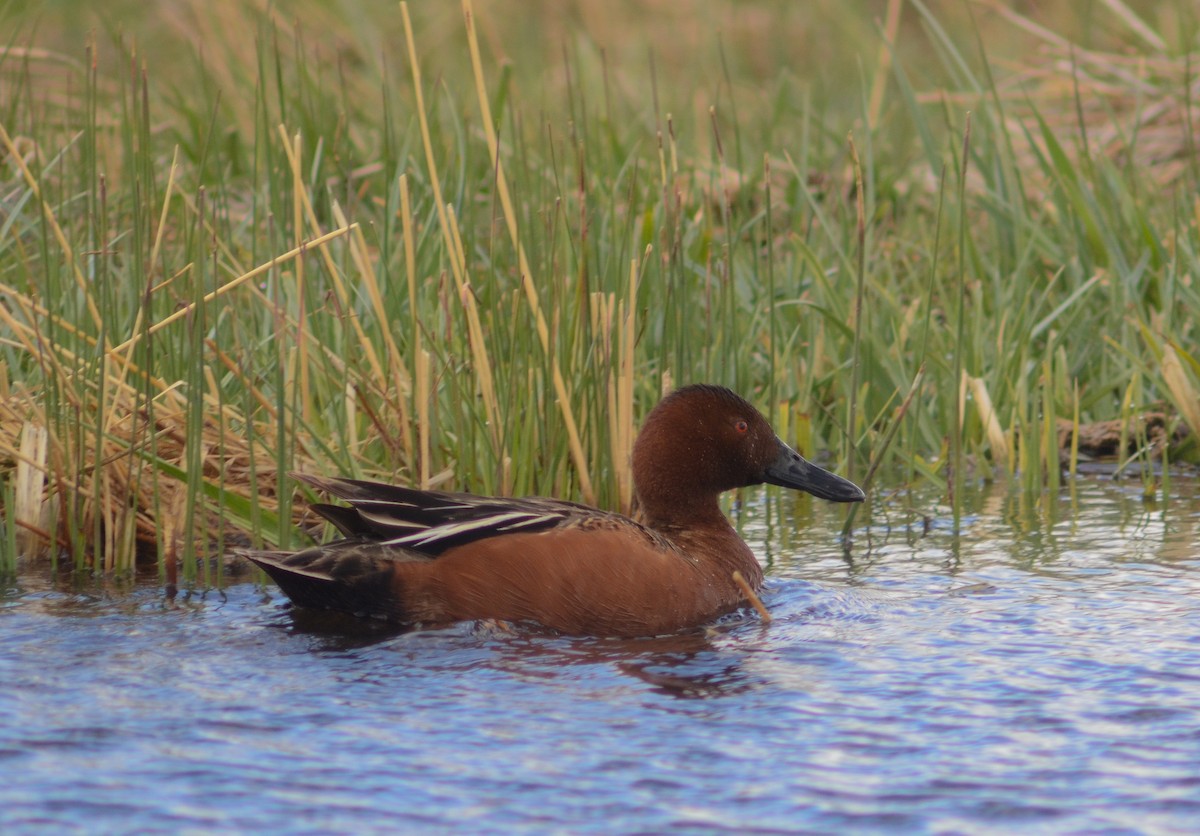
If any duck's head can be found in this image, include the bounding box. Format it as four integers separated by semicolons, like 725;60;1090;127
631;384;864;524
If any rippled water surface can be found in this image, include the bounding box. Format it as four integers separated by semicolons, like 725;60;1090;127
3;479;1200;833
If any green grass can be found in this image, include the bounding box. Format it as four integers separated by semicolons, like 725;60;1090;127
0;0;1197;577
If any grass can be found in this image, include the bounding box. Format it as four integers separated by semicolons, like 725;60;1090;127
0;0;1197;579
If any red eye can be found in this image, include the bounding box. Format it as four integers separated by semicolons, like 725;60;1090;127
734;419;749;434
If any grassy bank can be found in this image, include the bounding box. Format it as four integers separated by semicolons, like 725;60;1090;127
1;0;1197;578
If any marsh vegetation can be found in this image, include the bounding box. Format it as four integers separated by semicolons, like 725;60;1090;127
0;0;1197;579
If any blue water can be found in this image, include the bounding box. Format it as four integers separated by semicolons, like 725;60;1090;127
2;479;1199;833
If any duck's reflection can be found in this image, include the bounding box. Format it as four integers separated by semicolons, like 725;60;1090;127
515;628;765;699
277;604;766;698
616;653;760;699
274;605;416;648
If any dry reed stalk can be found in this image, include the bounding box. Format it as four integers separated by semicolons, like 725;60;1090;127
0;122;105;333
460;0;596;503
596;291;619;489
398;174;430;486
416;348;432;490
14;422;48;555
335;201;416;461
867;0;903;130
399;6;504;466
966;373;1010;468
732;570;772;625
0;382;305;559
1161;345;1200;439
616;256;638;512
279;131;399;415
1069;381;1081;479
0;187;356;562
445;204;504;456
0;288;89;399
287;130;312;426
107;225;356;357
108;147;181;412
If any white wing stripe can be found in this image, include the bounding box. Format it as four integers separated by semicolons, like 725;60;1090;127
379;511;562;547
357;508;429;530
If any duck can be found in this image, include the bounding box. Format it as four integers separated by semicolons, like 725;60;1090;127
242;384;864;637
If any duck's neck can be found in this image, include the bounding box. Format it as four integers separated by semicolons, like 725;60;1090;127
638;496;762;581
637;494;728;532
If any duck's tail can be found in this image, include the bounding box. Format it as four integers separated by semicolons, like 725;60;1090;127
241;544;422;622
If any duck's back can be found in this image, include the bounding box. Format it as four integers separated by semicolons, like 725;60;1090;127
244;478;755;636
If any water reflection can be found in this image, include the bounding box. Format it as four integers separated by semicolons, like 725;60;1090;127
279;607;416;650
495;628;768;699
275;603;767;698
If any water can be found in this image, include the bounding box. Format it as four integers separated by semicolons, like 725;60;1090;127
2;479;1199;833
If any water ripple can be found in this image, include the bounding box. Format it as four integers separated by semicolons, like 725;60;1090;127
1;480;1199;832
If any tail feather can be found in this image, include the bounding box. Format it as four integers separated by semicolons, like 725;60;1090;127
241;544;421;621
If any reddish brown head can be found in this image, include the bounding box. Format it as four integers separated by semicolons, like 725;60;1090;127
631;384;864;526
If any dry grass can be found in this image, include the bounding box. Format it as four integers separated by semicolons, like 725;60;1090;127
994;3;1199;189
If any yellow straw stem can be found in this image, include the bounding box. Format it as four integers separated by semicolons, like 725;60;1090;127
460;0;595;502
401;3;504;465
732;570;772;625
0;121;105;336
107;224;356;358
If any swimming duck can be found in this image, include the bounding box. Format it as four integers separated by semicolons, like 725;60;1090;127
243;384;864;637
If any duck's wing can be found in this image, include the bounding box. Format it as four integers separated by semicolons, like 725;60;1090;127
293;473;600;556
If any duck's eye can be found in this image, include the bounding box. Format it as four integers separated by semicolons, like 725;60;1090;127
734;419;749;434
